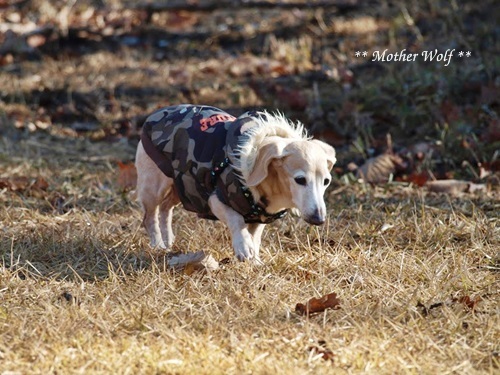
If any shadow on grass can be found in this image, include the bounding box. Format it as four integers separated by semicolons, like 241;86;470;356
0;233;168;282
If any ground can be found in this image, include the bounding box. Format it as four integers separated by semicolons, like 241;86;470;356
0;1;499;374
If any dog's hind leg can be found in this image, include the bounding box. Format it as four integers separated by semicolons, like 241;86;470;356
159;187;180;249
136;140;172;250
141;200;165;249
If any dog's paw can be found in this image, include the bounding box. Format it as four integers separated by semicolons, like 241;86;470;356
161;232;175;249
251;256;264;266
233;234;256;262
234;246;253;262
150;239;167;250
163;238;175;250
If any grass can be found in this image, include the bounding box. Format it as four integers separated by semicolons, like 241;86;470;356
0;134;498;374
1;0;499;373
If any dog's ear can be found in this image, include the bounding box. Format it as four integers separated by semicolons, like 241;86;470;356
311;139;336;171
246;138;290;187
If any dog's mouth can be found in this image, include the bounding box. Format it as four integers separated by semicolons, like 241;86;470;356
304;215;325;226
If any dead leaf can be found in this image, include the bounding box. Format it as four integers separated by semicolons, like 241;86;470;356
49;192;67;214
165;10;199;31
0;53;14;66
426;179;468;194
0;176;29;191
270;62;292;77
452;295;481;311
338;100;358;122
426;180;486;195
479;160;500;179
311;128;345;147
356;153;407;183
26;34;46;48
440;99;461;124
0;176;48;193
167;251;219;273
481;118;500;143
295;292;341;316
468;182;487;193
416;301;444;316
417;294;482;316
308;341;335;362
116;161;137;191
480;85;500;106
273;85;308;110
380;223;394;233
219;257;232;265
33;176;49;191
397;171;430;187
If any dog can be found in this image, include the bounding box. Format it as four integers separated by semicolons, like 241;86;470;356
135;104;336;262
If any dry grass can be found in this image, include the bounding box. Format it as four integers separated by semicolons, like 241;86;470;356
1;1;499;373
1;134;498;375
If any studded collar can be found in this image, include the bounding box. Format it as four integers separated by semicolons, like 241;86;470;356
211;157;288;224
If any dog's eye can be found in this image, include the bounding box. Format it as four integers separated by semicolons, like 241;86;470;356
324;178;331;186
294;177;307;186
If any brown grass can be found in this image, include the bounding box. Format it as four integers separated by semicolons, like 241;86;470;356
1;0;499;373
1;133;498;374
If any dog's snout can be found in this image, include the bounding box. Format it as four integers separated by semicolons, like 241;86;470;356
305;210;325;226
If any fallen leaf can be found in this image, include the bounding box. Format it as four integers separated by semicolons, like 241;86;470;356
295;292;341;316
479;160;500;179
165;10;199;31
417;294;482;316
167;250;219;273
356;153;407;183
426;180;486;195
49;192;67;214
480;84;500;106
273;85;308;110
338;100;358;122
116;161;137;191
270;62;293;77
416;301;443;316
452;295;481;311
219;257;232;265
308;341;335;362
481;118;500;143
0;176;29;191
26;33;46;48
468;182;487;194
380;223;394;233
0;53;14;66
397;171;430;187
0;176;48;193
440;99;461;124
311;128;345;147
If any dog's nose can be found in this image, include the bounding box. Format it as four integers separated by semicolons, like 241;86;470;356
305;211;325;226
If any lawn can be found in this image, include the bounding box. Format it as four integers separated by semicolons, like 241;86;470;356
1;0;499;374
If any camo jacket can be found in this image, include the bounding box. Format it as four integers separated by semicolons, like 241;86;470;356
140;104;287;223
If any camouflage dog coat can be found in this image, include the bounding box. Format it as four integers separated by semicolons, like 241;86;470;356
140;104;287;223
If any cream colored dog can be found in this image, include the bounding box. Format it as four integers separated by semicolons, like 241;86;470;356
135;105;336;262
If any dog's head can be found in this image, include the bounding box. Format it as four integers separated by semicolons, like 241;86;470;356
246;137;336;225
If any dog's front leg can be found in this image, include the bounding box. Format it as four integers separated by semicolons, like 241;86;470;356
248;223;265;262
208;194;256;261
